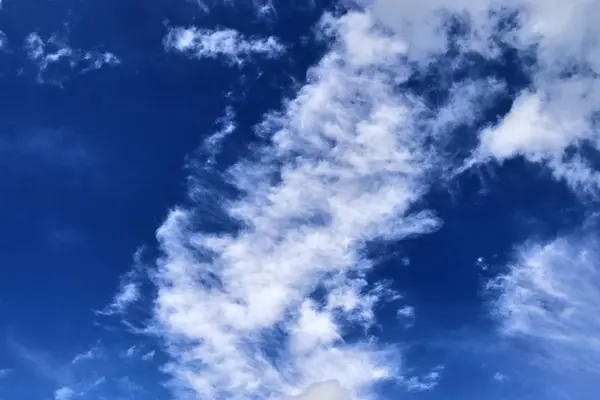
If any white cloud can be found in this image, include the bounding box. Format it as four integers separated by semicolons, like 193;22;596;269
24;33;120;83
71;346;100;364
400;366;444;392
493;372;507;382
141;350;156;361
54;387;76;400
477;92;583;161
350;0;600;194
0;368;10;378
98;248;145;316
151;8;480;400
202;106;236;167
289;380;349;400
81;51;120;71
489;234;600;372
164;27;284;64
124;346;137;358
397;306;415;319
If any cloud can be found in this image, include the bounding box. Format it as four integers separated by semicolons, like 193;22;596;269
101;281;140;315
141;350;155;361
145;0;600;399
8;340;68;382
346;0;600;195
71;346;101;365
24;33;120;84
147;8;499;400
8;339;111;399
0;368;10;378
164;27;284;65
488;234;600;373
122;346;138;358
201;106;237;167
289;380;349;400
54;387;76;400
493;372;507;382
397;306;415;319
396;306;415;328
400;367;444;392
98;248;145;317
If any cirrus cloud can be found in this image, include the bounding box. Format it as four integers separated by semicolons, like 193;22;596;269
489;233;600;373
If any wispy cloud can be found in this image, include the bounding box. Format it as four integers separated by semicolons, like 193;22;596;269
98;248;146;317
0;368;10;378
54;387;76;400
100;281;140;316
352;0;600;195
489;234;600;373
164;26;284;65
71;345;101;365
122;346;137;358
8;340;111;399
24;32;120;84
140;350;155;361
8;340;68;382
493;372;507;382
137;0;600;399
119;345;156;361
396;306;415;328
401;366;444;392
149;8;490;400
202;106;236;167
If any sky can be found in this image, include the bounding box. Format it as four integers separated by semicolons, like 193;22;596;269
1;0;600;399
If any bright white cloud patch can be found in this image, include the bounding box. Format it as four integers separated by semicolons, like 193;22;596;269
164;27;284;64
489;235;600;372
350;0;600;194
370;0;600;192
24;33;120;83
54;387;76;400
150;8;477;400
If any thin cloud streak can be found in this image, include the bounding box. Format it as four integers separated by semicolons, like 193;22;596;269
24;32;119;84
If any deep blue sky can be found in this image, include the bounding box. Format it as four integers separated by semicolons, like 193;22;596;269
1;1;600;400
